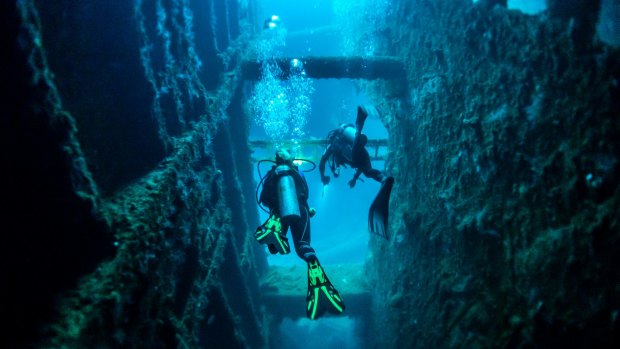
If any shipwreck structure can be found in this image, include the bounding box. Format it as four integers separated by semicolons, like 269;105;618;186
2;0;618;348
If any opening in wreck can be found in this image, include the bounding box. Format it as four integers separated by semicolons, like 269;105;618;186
243;4;395;343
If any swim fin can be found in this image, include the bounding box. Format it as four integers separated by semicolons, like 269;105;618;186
306;259;345;320
356;106;368;133
368;176;394;240
255;214;290;255
356;105;380;133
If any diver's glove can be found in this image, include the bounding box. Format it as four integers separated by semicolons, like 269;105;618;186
321;175;331;185
348;178;357;188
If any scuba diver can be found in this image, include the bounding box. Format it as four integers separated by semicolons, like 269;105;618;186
319;105;386;188
255;149;345;320
319;105;395;239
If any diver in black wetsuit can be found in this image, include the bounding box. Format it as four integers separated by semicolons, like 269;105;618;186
319;106;395;240
258;149;315;261
319;106;386;188
255;149;345;320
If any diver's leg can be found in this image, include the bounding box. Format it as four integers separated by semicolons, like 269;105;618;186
288;206;345;320
363;166;386;183
352;136;369;168
353;133;368;149
290;206;317;262
304;228;345;319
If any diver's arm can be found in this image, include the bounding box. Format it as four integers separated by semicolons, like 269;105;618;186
348;167;363;188
319;145;332;185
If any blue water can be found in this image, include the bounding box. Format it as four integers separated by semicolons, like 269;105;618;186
507;0;546;15
473;0;546;14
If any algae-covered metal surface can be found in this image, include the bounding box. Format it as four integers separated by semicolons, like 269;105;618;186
2;1;269;348
362;1;620;348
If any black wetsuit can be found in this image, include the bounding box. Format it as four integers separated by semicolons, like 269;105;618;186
319;125;384;186
259;163;316;262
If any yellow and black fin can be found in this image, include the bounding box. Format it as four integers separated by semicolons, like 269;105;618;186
255;214;290;254
306;260;345;320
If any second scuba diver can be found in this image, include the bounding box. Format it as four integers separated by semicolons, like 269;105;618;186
318;105;395;239
255;149;345;320
319;105;386;188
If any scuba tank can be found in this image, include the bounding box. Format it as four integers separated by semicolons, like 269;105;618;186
340;123;356;144
275;165;300;220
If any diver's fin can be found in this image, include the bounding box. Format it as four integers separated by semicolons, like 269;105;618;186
356;106;368;133
368;176;394;240
356;105;379;133
306;260;345;320
255;214;290;255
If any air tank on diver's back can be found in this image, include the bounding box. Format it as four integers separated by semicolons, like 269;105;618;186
275;165;300;220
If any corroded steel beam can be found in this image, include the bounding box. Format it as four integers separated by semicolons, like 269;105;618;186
242;56;405;80
249;139;388;162
249;138;388;148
